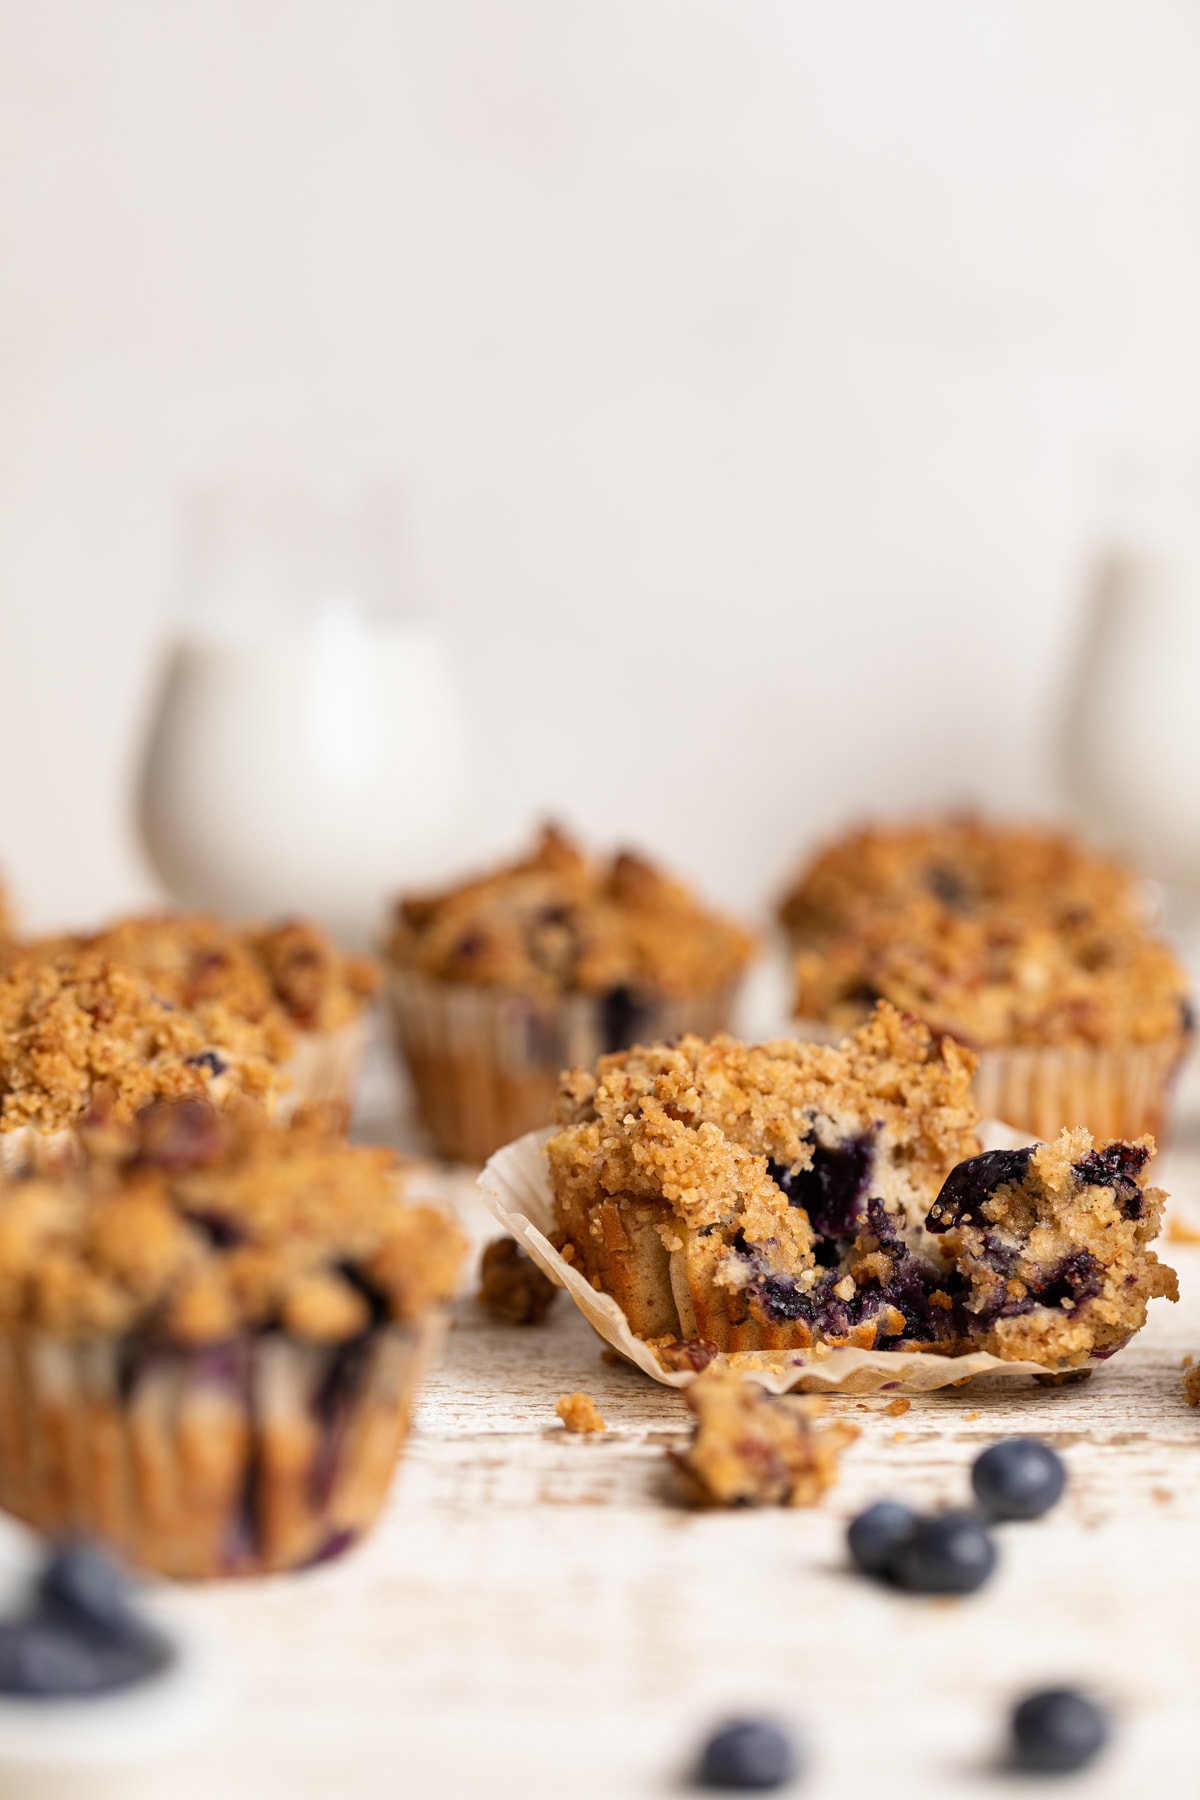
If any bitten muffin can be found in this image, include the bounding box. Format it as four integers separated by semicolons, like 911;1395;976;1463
545;1005;1176;1369
778;814;1147;947
0;1097;465;1577
386;824;754;1162
0;950;278;1171
48;914;379;1112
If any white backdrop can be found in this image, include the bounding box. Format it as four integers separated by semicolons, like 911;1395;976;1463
1;0;1199;932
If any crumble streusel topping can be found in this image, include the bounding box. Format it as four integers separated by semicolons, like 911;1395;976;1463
388;823;753;998
675;1369;858;1506
62;912;378;1040
0;951;278;1133
779;814;1145;944
0;1098;466;1342
793;902;1189;1049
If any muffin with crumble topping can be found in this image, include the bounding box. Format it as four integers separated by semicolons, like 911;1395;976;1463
792;901;1190;1141
0;1096;465;1577
386;824;754;1162
44;913;379;1114
778;814;1148;948
545;1004;1177;1369
0;949;280;1173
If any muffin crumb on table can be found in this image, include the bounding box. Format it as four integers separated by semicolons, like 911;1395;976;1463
556;1392;606;1434
675;1369;858;1507
477;1237;559;1325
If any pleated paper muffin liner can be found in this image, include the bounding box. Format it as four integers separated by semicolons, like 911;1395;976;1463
279;1014;372;1117
0;1317;441;1579
792;1017;1188;1145
477;1127;1064;1395
386;966;741;1164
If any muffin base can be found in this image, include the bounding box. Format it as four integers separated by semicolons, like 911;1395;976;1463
0;1319;439;1578
386;967;740;1163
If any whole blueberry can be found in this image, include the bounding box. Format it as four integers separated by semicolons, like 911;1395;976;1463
890;1509;996;1594
38;1543;139;1641
847;1500;919;1576
0;1620;107;1697
1011;1688;1109;1773
697;1720;797;1790
972;1439;1066;1522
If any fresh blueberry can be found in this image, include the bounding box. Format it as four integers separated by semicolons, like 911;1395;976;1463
38;1544;140;1641
697;1720;797;1790
890;1509;996;1594
972;1439;1066;1522
847;1500;919;1576
1011;1688;1109;1773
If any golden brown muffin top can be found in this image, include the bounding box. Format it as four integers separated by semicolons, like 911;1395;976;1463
794;901;1190;1049
65;913;378;1038
0;1098;465;1343
778;814;1145;944
547;1003;980;1255
0;951;279;1133
388;824;754;999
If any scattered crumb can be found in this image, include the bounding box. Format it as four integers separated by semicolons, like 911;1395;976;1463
556;1392;607;1434
1152;1487;1174;1505
891;1431;908;1443
1167;1216;1200;1245
855;1402;870;1412
674;1369;858;1507
964;1410;980;1421
1182;1355;1194;1370
600;1348;622;1366
1034;1369;1094;1388
884;1397;911;1418
1184;1366;1200;1408
477;1238;560;1326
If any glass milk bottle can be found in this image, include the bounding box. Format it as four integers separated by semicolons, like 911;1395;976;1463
1063;538;1200;896
138;484;470;948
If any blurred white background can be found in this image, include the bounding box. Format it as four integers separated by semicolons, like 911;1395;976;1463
2;0;1200;932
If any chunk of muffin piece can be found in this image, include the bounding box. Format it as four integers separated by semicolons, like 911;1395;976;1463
926;1133;1178;1365
675;1368;858;1506
1184;1365;1200;1406
546;1003;981;1354
556;1392;606;1434
477;1237;559;1325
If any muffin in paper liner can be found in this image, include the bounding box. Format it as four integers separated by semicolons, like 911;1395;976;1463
0;1098;466;1579
387;966;740;1164
792;1017;1189;1146
477;1127;1053;1395
0;1320;440;1580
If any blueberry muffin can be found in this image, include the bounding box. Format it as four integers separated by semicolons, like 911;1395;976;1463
545;1004;1176;1369
778;814;1146;948
0;1097;465;1576
52;914;379;1113
0;950;278;1172
792;903;1190;1141
386;824;754;1162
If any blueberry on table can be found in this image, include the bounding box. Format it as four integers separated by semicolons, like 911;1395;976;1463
890;1510;997;1594
847;1500;918;1576
1011;1688;1109;1773
39;1543;140;1641
697;1719;798;1790
972;1438;1066;1522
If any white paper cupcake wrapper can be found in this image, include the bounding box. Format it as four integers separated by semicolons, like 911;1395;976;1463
278;1014;371;1117
477;1125;1060;1394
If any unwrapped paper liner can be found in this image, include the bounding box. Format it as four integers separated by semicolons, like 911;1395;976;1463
478;1124;1059;1395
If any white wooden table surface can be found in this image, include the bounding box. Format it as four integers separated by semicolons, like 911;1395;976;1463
18;1030;1200;1800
